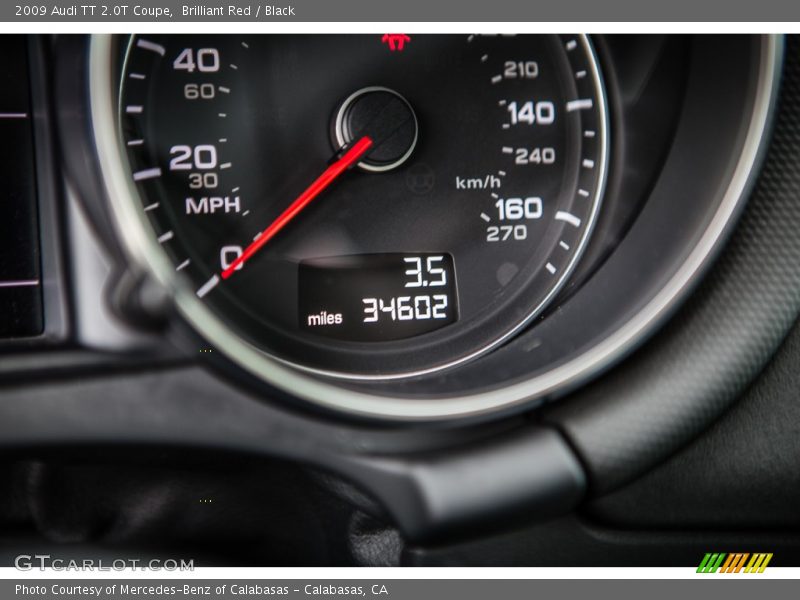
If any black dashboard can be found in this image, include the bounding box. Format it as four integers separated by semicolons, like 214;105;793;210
1;34;799;567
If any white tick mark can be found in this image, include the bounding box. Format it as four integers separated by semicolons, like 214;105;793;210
566;99;593;112
133;168;162;181
555;211;582;228
196;275;220;298
136;39;166;56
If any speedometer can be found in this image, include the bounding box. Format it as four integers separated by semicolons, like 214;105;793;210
100;34;608;378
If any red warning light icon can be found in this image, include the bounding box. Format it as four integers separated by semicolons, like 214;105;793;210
382;34;411;52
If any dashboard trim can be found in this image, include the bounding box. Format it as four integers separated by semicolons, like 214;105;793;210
0;36;70;349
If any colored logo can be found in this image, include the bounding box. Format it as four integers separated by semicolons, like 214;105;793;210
382;34;411;52
697;553;773;573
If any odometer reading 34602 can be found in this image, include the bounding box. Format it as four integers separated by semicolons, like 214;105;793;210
116;34;608;378
299;253;458;342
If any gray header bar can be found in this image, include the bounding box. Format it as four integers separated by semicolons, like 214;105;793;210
4;0;800;22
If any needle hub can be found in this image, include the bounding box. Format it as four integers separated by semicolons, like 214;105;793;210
333;86;419;172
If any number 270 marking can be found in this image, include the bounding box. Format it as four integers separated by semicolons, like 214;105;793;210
486;225;527;242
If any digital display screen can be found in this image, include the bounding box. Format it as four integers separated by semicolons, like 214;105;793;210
299;253;458;342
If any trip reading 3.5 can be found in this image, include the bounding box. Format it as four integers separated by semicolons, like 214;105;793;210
363;256;450;323
298;254;458;342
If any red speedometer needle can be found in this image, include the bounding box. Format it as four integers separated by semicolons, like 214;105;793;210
221;135;373;280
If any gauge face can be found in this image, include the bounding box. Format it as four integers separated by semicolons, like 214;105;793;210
117;34;608;378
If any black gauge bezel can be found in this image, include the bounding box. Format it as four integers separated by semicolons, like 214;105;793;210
114;34;609;379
